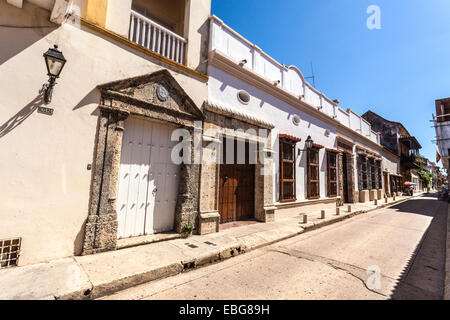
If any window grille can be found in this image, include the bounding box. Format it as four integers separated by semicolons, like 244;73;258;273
0;238;21;269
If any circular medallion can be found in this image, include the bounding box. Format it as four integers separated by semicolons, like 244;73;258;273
156;84;169;102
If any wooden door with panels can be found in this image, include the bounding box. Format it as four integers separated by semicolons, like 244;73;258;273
307;147;321;199
219;139;255;224
116;117;180;239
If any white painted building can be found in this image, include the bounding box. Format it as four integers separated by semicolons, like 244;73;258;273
206;16;385;221
0;0;211;267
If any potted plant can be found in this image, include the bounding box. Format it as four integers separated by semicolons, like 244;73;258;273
182;222;194;238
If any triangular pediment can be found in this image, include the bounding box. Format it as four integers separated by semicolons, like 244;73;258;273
97;70;203;120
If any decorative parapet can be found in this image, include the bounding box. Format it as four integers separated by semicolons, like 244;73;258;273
209;15;381;146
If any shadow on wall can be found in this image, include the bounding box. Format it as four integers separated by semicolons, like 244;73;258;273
0;25;57;65
195;20;209;75
0;1;57;66
73;88;101;111
74;219;86;256
0;93;45;139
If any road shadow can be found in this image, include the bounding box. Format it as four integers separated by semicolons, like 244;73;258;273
389;195;447;300
388;195;439;217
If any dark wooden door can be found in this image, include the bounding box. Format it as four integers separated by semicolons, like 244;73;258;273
384;172;389;196
219;140;255;223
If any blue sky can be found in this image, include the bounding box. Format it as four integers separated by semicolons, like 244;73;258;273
212;0;450;166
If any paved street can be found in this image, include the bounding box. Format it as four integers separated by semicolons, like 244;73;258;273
104;195;447;300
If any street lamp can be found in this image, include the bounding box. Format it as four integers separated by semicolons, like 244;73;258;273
42;45;66;104
304;136;314;150
298;136;314;154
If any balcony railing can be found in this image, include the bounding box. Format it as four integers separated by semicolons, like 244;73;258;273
401;154;420;168
128;10;186;65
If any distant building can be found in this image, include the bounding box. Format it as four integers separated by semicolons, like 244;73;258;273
362;111;422;193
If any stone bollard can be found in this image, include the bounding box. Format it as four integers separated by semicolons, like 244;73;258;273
321;210;326;219
347;205;352;213
336;207;341;216
393;195;396;201
385;197;388;203
302;214;308;224
374;199;378;206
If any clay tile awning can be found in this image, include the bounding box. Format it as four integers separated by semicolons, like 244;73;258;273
339;149;354;155
312;143;324;149
279;134;302;143
326;148;339;153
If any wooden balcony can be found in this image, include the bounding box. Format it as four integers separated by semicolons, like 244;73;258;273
401;154;420;169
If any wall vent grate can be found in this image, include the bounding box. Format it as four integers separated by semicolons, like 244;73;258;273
0;238;21;269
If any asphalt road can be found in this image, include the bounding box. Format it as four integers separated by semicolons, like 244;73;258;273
104;195;447;300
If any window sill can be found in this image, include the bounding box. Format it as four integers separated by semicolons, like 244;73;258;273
275;197;340;209
279;198;297;203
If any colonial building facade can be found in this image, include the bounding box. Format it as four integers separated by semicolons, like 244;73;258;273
0;0;210;266
363;111;422;193
1;0;409;269
202;16;388;232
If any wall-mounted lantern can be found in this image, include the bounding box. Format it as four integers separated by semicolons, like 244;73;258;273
305;136;314;150
42;45;66;104
298;136;314;154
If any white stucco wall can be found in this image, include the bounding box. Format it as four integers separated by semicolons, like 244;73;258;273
381;149;400;175
0;1;207;266
209;16;381;145
208;67;338;203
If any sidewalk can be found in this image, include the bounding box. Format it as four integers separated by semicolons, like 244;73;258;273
0;194;422;300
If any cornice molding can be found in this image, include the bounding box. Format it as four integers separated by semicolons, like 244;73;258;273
205;100;275;129
208;50;382;151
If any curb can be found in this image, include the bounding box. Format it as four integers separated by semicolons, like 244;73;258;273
84;194;422;300
1;195;423;300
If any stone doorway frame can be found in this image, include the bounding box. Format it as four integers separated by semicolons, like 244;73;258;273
82;70;204;255
197;102;276;235
337;139;356;204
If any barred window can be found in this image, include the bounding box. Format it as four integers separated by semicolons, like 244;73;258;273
376;160;382;189
358;155;368;190
308;148;320;199
279;139;296;202
369;159;376;190
327;151;337;197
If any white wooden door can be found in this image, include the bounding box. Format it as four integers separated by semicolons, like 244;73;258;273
116;117;180;239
